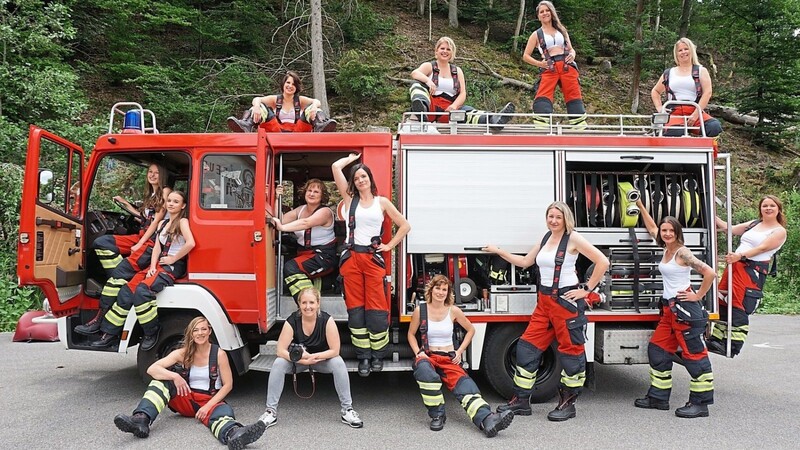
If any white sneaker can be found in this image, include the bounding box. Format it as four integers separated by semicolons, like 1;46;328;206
341;408;363;428
258;408;277;428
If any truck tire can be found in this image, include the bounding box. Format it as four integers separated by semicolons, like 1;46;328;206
482;324;562;403
137;313;194;382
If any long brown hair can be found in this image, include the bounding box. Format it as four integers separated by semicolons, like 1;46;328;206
424;274;454;306
165;190;188;238
140;163;168;213
347;163;379;197
759;195;787;227
537;1;568;34
281;71;303;95
656;216;685;247
182;316;211;369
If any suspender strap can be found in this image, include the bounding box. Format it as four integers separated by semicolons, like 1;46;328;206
604;174;617;227
663;65;702;103
156;219;173;258
275;94;303;123
208;344;219;395
539;231;570;297
419;302;429;353
537;28;554;70
345;193;360;249
431;61;461;97
575;174;585;227
588;174;599;227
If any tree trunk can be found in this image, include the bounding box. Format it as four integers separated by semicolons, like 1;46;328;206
310;0;329;113
652;0;661;32
484;0;494;44
629;0;646;113
418;0;425;16
678;0;693;38
449;0;458;28
513;0;525;52
706;104;759;127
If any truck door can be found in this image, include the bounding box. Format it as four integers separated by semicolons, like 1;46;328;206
255;130;276;332
18;126;85;315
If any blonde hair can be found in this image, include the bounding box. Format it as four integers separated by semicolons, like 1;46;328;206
673;37;700;66
546;201;575;234
435;36;457;61
182;317;211;369
536;1;567;34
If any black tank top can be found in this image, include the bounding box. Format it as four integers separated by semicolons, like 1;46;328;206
288;310;331;354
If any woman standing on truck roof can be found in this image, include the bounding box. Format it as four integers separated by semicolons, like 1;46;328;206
76;163;171;337
523;1;587;129
113;316;266;449
269;180;338;304
407;274;514;436
651;38;722;137
633;199;716;418
707;195;786;357
92;190;195;351
409;36;515;127
482;201;608;422
332;153;411;377
227;70;336;133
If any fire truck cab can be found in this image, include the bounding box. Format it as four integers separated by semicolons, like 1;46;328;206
18;103;729;400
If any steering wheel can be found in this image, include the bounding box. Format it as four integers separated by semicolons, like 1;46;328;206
113;197;128;212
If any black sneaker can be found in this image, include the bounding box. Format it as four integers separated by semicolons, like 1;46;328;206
114;412;150;438
358;359;370;377
429;415;446;431
496;395;532;416
481;410;514;438
226;422;266;450
370;356;383;373
675;402;709;418
634;396;670;410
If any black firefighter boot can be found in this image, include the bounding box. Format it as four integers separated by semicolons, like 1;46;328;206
489;102;516;132
547;387;578;422
75;308;106;336
114;412;150;438
225;421;267;450
227;109;256;133
312;110;337;132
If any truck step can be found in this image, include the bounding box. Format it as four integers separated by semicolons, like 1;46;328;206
250;348;415;372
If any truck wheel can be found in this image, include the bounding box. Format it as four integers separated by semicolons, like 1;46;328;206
482;324;562;403
137;314;193;382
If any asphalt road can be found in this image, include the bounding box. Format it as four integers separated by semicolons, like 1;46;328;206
4;314;799;449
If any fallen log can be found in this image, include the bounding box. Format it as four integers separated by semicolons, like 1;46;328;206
706;104;758;126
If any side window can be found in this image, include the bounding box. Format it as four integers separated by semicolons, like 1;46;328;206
38;137;80;217
201;155;255;210
88;158;147;212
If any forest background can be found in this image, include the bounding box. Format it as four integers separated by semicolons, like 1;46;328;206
1;0;799;329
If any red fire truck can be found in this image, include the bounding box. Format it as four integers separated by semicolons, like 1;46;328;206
18;103;730;401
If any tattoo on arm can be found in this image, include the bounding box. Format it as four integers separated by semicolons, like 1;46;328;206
677;247;706;272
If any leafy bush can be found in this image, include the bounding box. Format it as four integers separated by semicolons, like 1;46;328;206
332;50;392;105
329;0;394;45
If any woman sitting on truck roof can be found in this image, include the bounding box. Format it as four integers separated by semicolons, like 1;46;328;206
113;316;266;449
332;153;411;377
407;274;514;436
269;180;337;305
483;201;609;422
409;36;515;128
523;1;587;130
76;163;171;337
633;198;716;418
92;190;195;351
651;38;722;137
227;70;336;133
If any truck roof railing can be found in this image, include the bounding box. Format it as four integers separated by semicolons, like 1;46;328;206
398;100;708;137
108;102;159;135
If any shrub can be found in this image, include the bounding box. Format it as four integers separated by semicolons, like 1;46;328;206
332;50;392;105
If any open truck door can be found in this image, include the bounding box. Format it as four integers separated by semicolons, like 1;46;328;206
18;126;85;316
255;129;277;333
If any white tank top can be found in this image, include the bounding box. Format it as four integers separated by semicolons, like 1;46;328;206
159;223;186;256
736;225;785;262
434;77;457;97
536;245;580;288
543;30;565;49
347;196;384;246
188;364;222;391
427;306;453;347
278;108;296;123
658;251;691;299
667;68;698;101
292;205;336;246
